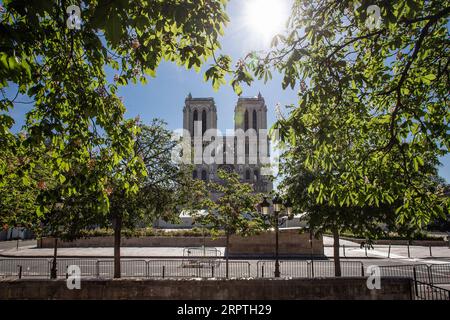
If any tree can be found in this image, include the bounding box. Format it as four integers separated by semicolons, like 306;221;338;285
277;108;447;275
233;1;449;232
0;133;104;278
0;134;43;228
193;169;264;278
0;0;230;235
107;120;196;278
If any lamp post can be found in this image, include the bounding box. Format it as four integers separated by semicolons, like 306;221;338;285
259;195;293;278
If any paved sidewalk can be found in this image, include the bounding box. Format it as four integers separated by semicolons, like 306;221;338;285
0;240;35;253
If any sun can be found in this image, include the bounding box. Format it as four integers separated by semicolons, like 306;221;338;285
245;0;289;42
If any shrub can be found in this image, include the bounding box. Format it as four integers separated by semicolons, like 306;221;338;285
74;227;225;238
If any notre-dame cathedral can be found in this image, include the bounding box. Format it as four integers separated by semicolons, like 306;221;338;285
183;93;273;194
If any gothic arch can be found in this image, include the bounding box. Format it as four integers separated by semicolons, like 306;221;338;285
252;109;257;129
201;169;207;181
193;109;198;135
193;109;198;121
244;110;249;131
202;109;207;135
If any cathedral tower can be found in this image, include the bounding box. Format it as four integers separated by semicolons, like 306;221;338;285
183;93;217;135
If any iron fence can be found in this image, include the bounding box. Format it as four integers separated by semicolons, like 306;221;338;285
1;258;449;285
257;260;309;278
97;259;148;278
147;259;250;278
0;258;50;278
148;259;214;278
413;280;450;300
429;264;450;284
377;264;430;283
314;260;364;277
183;247;222;257
0;258;250;279
53;259;98;278
256;260;363;278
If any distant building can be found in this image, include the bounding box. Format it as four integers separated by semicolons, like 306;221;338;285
154;93;274;228
183;92;273;196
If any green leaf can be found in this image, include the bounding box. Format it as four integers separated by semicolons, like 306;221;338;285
106;12;123;46
421;74;436;85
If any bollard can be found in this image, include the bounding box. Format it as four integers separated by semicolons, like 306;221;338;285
211;265;214;278
261;265;264;278
361;264;365;277
365;246;368;257
162;265;165;279
388;244;391;258
311;259;315;278
407;244;411;258
18;265;22;279
343;245;346;257
429;245;432;257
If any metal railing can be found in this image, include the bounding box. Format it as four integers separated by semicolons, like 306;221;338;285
147;259;251;278
257;260;309;278
0;258;251;279
378;264;430;283
256;260;364;278
97;259;148;278
413;280;450;300
55;258;98;278
0;258;50;279
1;258;449;286
183;247;222;257
429;264;450;284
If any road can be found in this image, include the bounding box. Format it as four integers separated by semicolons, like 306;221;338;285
0;240;36;253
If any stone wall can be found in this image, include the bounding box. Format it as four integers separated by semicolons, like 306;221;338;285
228;229;324;257
0;277;412;300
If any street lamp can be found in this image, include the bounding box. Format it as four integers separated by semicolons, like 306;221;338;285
260;197;271;216
272;194;282;213
258;194;293;278
284;197;293;220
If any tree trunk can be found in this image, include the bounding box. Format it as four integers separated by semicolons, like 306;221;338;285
50;237;58;279
225;231;230;279
113;215;122;279
333;228;341;277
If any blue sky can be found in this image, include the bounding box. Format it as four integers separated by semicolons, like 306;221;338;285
115;1;296;132
4;0;449;182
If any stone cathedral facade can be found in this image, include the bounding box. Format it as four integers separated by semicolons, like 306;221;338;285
183;93;273;195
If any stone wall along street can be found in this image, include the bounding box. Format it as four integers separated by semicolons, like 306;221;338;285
0;277;412;300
